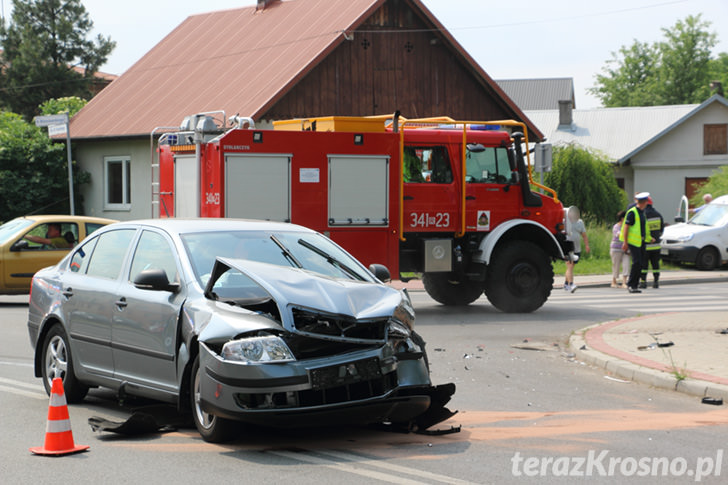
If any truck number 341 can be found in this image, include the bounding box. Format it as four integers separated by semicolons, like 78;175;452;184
410;212;450;228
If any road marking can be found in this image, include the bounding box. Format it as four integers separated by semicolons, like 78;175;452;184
0;383;47;400
316;449;475;485
268;449;426;484
0;377;42;390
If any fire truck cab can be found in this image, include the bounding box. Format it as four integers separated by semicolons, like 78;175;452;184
157;113;572;313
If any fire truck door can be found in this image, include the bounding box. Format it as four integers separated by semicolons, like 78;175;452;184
402;145;459;233
328;155;389;226
225;154;291;221
174;155;199;217
464;144;521;233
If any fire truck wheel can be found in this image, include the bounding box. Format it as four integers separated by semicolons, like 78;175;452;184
484;241;553;313
422;273;483;306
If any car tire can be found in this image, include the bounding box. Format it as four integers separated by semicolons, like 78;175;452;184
40;324;88;403
422;273;483;306
191;355;237;443
696;247;719;270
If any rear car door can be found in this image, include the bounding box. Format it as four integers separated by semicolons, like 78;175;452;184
62;228;137;379
111;229;184;394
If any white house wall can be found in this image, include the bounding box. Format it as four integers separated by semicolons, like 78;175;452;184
75;139;153;221
630;101;728;214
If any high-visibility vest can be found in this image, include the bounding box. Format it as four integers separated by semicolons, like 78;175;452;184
646;216;662;250
619;207;643;246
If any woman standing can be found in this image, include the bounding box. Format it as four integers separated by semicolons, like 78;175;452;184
610;210;630;288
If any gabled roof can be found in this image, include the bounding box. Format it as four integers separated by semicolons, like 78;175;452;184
69;0;537;140
525;103;698;161
618;94;728;162
497;78;575;110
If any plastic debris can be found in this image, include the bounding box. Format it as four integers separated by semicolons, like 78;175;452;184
701;397;723;406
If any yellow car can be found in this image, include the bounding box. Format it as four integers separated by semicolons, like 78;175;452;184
0;215;116;294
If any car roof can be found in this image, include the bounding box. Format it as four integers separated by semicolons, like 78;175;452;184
10;215;118;224
104;218;317;235
710;195;728;205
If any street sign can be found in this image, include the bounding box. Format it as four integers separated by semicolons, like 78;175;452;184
48;124;68;136
33;113;69;127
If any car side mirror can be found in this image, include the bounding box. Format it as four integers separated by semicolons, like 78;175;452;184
368;263;391;282
674;217;684;223
133;268;180;292
10;240;29;251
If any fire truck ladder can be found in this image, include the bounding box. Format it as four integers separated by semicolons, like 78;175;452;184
150;126;179;218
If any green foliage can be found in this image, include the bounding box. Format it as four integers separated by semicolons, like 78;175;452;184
690;165;728;206
39;96;87;117
544;145;627;224
0;110;89;217
590;15;722;106
0;0;115;120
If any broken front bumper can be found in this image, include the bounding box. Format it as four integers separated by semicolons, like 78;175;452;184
197;342;446;428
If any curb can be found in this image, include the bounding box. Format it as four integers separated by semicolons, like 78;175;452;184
570;323;728;402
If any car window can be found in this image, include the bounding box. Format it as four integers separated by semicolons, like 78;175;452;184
129;230;179;284
22;222;78;250
85;229;136;280
0;219;34;244
181;230;373;286
85;222;106;237
69;237;99;274
690;203;728;227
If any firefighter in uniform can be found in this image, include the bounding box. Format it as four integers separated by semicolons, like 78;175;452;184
620;192;652;293
640;196;664;289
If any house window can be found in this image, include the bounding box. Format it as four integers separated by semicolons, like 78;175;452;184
105;157;131;210
704;124;727;155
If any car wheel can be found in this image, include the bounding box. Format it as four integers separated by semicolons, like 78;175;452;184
191;355;236;443
41;324;88;403
696;247;719;270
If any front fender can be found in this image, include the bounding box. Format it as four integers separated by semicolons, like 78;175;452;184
474;219;565;265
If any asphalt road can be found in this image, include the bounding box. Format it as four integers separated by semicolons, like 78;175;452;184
1;282;727;484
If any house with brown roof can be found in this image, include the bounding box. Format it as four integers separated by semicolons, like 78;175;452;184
70;0;540;220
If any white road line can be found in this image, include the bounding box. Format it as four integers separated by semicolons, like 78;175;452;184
0;377;42;391
0;384;47;400
317;449;476;485
268;450;425;485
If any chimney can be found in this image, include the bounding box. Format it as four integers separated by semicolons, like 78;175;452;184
558;100;573;127
710;81;724;97
256;0;279;11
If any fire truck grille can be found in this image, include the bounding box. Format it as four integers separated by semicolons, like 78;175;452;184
290;308;388;342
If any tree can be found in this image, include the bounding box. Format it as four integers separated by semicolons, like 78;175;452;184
543;145;626;224
39;96;87;117
0;111;89;218
0;0;114;120
590;15;721;107
691;166;728;207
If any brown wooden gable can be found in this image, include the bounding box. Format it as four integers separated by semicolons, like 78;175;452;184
262;0;517;124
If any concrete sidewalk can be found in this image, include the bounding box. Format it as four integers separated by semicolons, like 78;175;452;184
389;268;728;402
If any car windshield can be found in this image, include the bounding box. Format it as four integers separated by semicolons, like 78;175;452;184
0;218;34;244
689;204;728;227
180;230;374;286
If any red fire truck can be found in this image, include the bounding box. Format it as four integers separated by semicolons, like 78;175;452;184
156;112;573;312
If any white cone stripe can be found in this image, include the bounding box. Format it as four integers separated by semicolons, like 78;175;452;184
46;418;72;434
49;393;67;407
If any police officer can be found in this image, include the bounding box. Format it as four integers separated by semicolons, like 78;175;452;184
640;196;664;289
620;192;652;293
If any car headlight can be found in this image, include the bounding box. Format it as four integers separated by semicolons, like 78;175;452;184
221;335;295;363
388;290;415;338
675;233;694;242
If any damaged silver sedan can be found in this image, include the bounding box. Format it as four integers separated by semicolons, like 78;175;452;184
27;219;455;442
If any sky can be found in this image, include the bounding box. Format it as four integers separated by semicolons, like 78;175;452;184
4;0;728;108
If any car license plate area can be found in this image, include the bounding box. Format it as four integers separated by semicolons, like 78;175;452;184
310;358;381;390
660;248;668;255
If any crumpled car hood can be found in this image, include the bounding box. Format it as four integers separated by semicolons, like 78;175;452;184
215;257;402;327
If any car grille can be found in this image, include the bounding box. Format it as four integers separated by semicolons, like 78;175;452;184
233;369;397;410
290;307;387;342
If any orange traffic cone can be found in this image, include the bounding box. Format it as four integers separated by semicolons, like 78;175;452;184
30;377;89;456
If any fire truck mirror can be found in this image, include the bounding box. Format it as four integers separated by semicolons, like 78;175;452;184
368;264;391;282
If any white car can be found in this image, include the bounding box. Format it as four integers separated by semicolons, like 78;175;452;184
661;195;728;270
